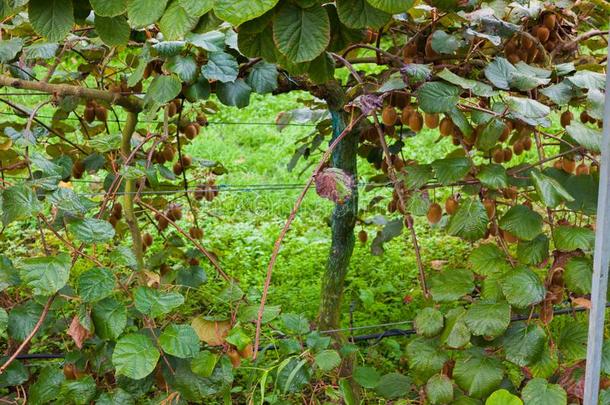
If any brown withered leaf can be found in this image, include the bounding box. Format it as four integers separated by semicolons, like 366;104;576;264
571;296;592;309
314;168;354;204
191;317;231;346
67;315;91;349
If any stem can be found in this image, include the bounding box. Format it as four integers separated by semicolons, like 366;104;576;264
121;112;144;271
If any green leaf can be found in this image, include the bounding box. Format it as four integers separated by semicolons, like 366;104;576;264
134;286;184;318
508;71;550;91
469;244;509;276
184;76;211;102
68;218;115;244
521;378;567;405
465;301;510;338
553;225;595;252
1;184;42;226
29;366;65;404
540;81;578;105
95;388;134;405
201;52;238;83
517;234;549;265
417;82;460;113
336;0;391;29
159;1;199;40
447;198;488;241
179;0;214;16
159;324;200;359
214;0;279;26
557;321;588;361
225;327;251;351
314;350;341;371
501;267;545;308
0;307;6;335
237;23;276;61
59;376;96;405
8;301;45;341
145;75;181;105
28;0;74;42
95;15;131;46
366;0;413;13
505;96;551;125
167;55;198;82
426;374;454;404
128;0;168;28
19;253;70;296
113;333;160;379
429;268;474;302
414;307;444;337
478;164;508;189
91;0;126;16
485;389;522;405
216;79;252;108
529;345;558;379
484;57;517;90
565;121;602;153
503;322;546;366
406;339;448;381
587;88;605;120
0;360;28;388
404;164;433;189
437;68;495;97
190;350;219;377
246;62;278;93
453;349;504;398
440;307;470;348
432;157;471;185
353;366;381;389
564;256;592;295
273;3;330;63
431;30;462;54
91;297;127;340
498;205;543;241
475;118;507;151
530;169;574;208
0;38;23;63
567;70;606;90
376;372;411;399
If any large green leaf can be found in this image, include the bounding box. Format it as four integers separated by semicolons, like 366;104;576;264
159;1;199;40
431;30;462;54
8;300;45;341
484;57;516;90
29;0;74;42
113;333;160;379
95;15;131;47
314;350;341;371
447;199;488;241
214;0;279;26
91;297;127;340
216;79;252;108
19;253;70;296
145;75;181;105
530;170;574;208
521;378;567;405
432;157;471;185
127;0;168;28
246;62;278;93
0;38;23;63
565;121;602;153
1;184;42;226
517;234;549;265
498;205;543;241
167;55;198;83
91;0;126;17
564;256;592;295
486;389;522;405
405;338;448;381
417;82;461;113
273;3;330;63
469;244;509;276
438;68;495;97
58;376;96;404
553;225;595;252
440;307;470;348
76;267;115;302
366;0;413;13
29;366;65;404
464;301;510;338
429;268;474;302
501;267;545;308
159;324;200;359
336;0;391;29
179;0;214;16
134;286;184;318
478;164;508;189
453;349;504;399
190;350;219;378
414;307;444;337
567;70;606;90
353;366;381;389
557;321;588;361
426;374;454;404
475;118;506;151
375;372;411;399
201;52;239;83
68;218;115;244
0;360;28;388
502;322;546;366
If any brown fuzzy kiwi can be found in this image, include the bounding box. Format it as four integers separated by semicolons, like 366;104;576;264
445;197;459;215
158;216;169;230
170;205;182;221
424;113;439;129
84;106;96;123
536;26;550;43
452;137;461;146
560;111;573;127
108;216;118;228
503;187;518;200
408;112;424;132
580;111;591;124
112;202;123;219
184;124;198;140
180;155;192;167
513;141;524;156
562;158;575;174
173;162;183;176
522;137;532;151
196;113;208;126
162;145;175;161
492;148;505;164
402;42;418;59
155;151;166;165
194;186;205;201
188;257;199;266
507;53;521;64
553;159;563;170
189;227;203;239
381;106;397;126
522;36;534;49
483;199;496;219
576;163;590;176
543;13;557;30
527;47;539;63
142;232;153;247
502;230;518;244
94;106;108;122
168;102;178;117
427;203;443;224
439;117;454;136
387;199;397;213
401;105;414;124
358;229;368;244
503;147;513;162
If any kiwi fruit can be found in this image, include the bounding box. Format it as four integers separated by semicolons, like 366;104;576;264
194;186;205;201
503;147;513;162
184;124;198;140
503;187;518;200
189;227;203;239
445;197;459;215
536;26;550;43
168;102;178;117
522;36;534;49
108;216;118;228
562;158;575;174
142;232;153;247
522;137;532;151
560;111;573;127
402;42;418;59
483;199;496;219
170;205;182;221
388;199;397;213
499;123;511;142
84;106;95;123
94;106;108;122
543;13;557;30
513;141;524;156
576;163;590;176
180;155;192;167
507;53;521;64
452;137;461;146
502;230;518;244
173;162;183;176
155;151;166;165
358;229;368;244
427;203;443;224
381;106;397;126
492;148;505;164
112;202;123;219
401;105;414;124
439;117;454;136
162;145;175;161
580;111;591;124
424;113;439;129
188;257;200;266
157;215;168;230
409;112;423;132
553;159;563;170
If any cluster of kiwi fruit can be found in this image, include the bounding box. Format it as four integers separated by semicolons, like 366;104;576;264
553;157;596;176
380;103;429;134
194;180;219;202
504;11;565;64
152;144;175;165
154;203;183;231
108;202;123;228
173;155;192;176
83;100;108;123
401;34;441;64
560;109;603;129
107;77;142;95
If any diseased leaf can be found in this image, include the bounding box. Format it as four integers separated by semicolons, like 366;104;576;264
315;168;354;204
